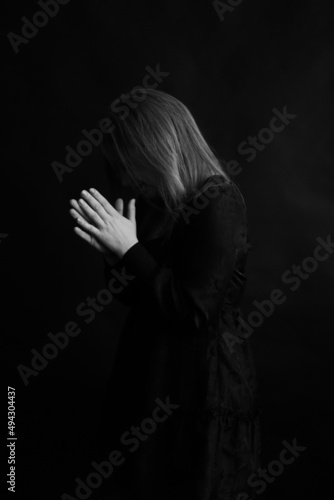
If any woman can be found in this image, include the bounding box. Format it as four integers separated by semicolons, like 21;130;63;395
69;89;261;500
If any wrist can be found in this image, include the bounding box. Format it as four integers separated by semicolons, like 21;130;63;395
103;253;120;267
118;238;139;259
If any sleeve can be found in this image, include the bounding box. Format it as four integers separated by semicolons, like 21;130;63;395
102;192;166;307
112;181;246;330
103;256;142;307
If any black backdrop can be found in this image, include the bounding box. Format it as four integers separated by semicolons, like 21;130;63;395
2;0;334;499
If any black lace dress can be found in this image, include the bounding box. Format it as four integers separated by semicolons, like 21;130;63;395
100;175;261;500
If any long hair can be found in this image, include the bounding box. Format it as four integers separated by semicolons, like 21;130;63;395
103;88;230;215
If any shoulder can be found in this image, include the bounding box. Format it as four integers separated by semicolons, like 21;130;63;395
199;175;245;203
190;175;247;220
177;176;247;231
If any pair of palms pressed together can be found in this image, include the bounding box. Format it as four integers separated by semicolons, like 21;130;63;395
69;188;138;266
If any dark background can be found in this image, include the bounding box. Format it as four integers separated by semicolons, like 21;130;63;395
2;0;334;498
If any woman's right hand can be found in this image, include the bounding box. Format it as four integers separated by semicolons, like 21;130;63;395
69;197;125;267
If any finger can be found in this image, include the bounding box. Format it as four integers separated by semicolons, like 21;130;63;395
115;198;124;215
73;226;95;246
69;207;82;221
73;227;108;253
69;199;91;221
78;198;105;227
69;207;91;223
127;198;136;224
80;189;112;220
74;213;100;236
88;188;118;216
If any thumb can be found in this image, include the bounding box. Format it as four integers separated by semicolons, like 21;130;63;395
127;198;136;225
115;198;124;215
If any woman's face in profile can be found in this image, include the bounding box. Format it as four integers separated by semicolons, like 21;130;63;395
101;139;158;200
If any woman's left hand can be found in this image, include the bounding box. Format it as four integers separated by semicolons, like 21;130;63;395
69;188;138;258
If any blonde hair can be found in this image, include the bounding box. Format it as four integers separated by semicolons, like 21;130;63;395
104;89;230;214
